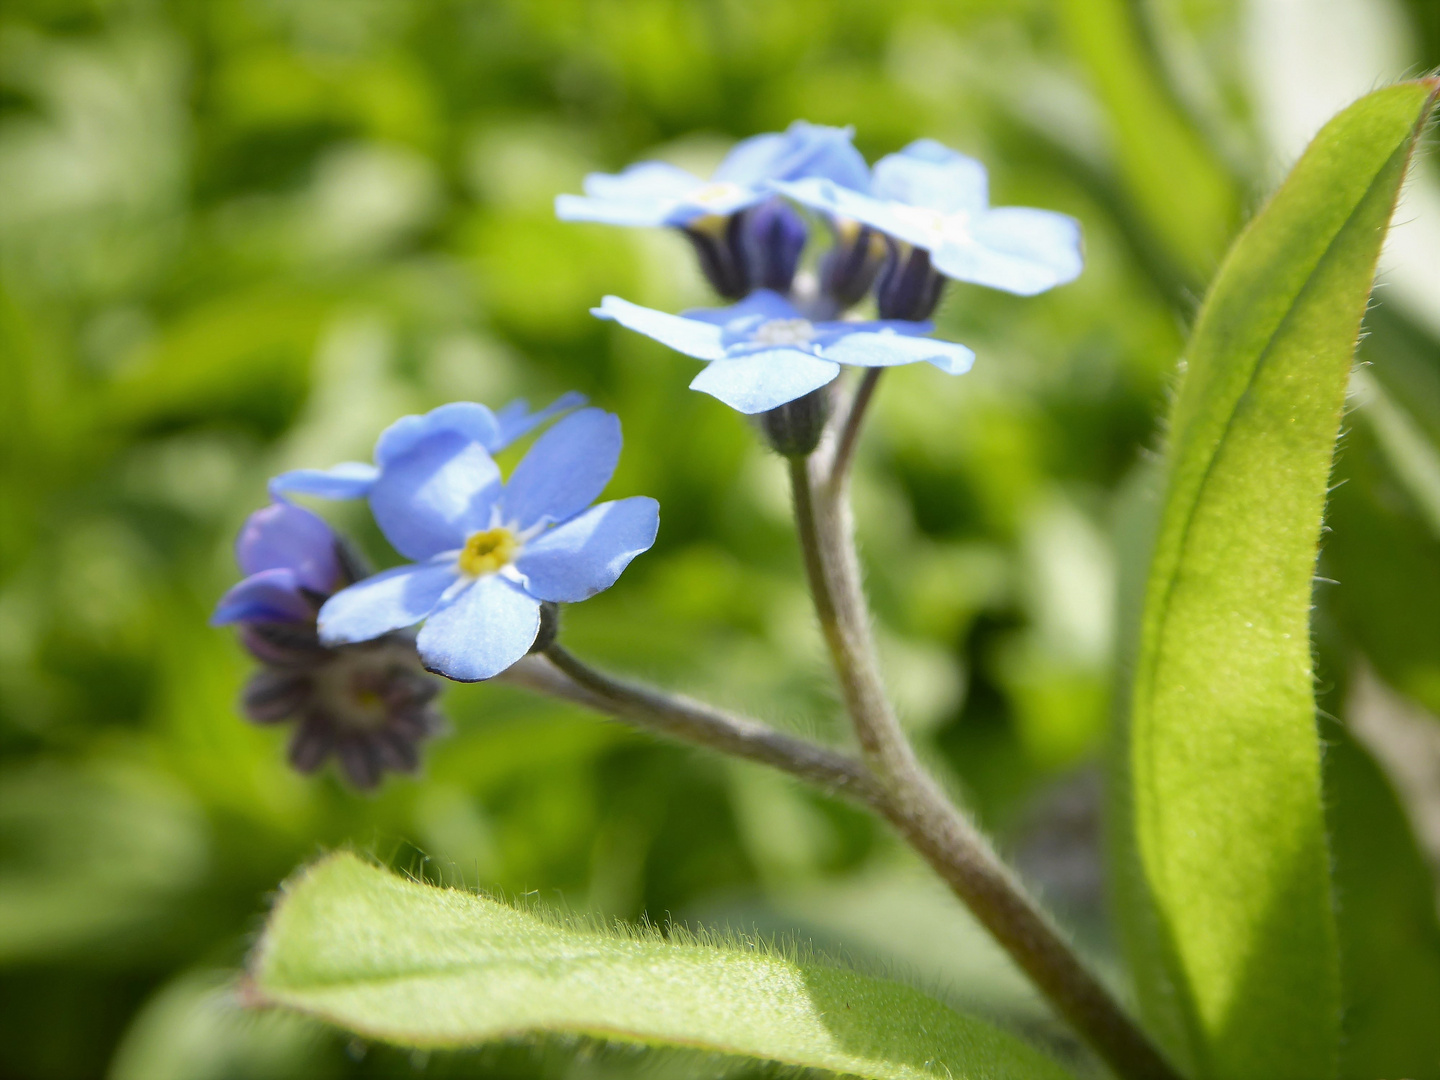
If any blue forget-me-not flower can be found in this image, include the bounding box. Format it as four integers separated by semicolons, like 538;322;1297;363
317;407;660;682
556;121;869;298
772;139;1082;318
269;393;585;503
213;502;445;790
593;289;974;415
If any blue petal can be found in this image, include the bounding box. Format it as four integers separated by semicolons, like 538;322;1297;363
375;402;503;467
369;432;502;561
681;288;800;327
416;575;540;682
516;497;660;602
821;331;975;375
212;569;314;626
593;297;727;361
871;141;989;216
939;207;1083;296
583;161;703;201
770;177;885;225
317;561;458;645
689;352;840;414
493;391;588;449
501;408;621;530
716;122;869;191
269;463;378;501
234;502;341;589
554;193;676;227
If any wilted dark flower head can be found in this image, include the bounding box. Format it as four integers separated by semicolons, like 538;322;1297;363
213;502;445;790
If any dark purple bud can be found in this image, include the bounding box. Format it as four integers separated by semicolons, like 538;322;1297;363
242;669;312;724
741;198;807;294
288;720;333;773
681;213;752;300
876;243;947;321
819;218;887;310
239;621;328;666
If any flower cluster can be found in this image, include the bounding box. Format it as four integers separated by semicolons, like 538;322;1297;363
559;123;1081;430
217;121;1079;789
215;396;658;788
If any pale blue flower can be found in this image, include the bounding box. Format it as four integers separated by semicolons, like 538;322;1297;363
773;139;1082;297
592;290;974;414
269;393;585;502
212;502;345;626
317;408;659;682
555;121;868;230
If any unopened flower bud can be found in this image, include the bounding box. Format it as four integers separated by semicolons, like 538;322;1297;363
819;217;887;310
760;386;831;457
875;242;947;321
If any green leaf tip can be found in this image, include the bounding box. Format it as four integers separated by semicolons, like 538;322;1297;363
251;852;1075;1080
1118;81;1439;1080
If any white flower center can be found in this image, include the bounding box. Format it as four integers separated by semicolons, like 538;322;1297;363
889;204;971;248
752;318;817;346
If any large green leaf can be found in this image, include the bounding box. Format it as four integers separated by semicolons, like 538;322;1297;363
251;853;1073;1080
1119;80;1439;1080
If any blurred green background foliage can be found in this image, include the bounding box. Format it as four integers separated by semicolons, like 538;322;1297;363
3;0;1440;1077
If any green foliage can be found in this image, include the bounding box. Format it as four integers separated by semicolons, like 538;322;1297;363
253;852;1074;1080
1119;81;1440;1079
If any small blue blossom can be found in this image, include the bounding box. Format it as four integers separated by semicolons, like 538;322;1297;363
212;501;346;626
269;393;585;503
212;502;445;790
556;122;868;299
318;408;660;682
773;139;1083;300
555;121;868;229
592;289;974;415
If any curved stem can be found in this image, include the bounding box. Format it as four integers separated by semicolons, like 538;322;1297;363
787;455;1180;1080
537;647;885;809
827;368;884;489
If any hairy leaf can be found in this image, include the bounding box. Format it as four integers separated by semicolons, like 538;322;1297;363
1119;80;1439;1080
251;853;1074;1080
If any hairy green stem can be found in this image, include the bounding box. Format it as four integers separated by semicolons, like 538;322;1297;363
532;649;885;809
827;368;884;489
787;454;1180;1080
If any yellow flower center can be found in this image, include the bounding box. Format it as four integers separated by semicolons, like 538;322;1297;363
687;181;746;210
458;527;519;577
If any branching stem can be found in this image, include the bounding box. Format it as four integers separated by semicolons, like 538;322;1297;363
532;648;884;809
786;453;1181;1080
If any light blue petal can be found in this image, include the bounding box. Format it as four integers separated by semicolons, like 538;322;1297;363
212;569;313;626
375;402;502;467
771;177;886;225
681;288;799;327
416;574;540;682
516;497;660;603
942;206;1083;295
583;161;702;201
689;352;840;414
554;194;676;227
716;122;869;190
316;562;457;646
501;408;620;530
593;296;726;361
268;463;378;501
493;391;588;449
235;502;340;590
369;433;502;561
821;331;975;375
871;140;989;215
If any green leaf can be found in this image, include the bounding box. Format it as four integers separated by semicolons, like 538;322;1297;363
1118;80;1440;1080
1325;724;1440;1080
251;853;1074;1080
